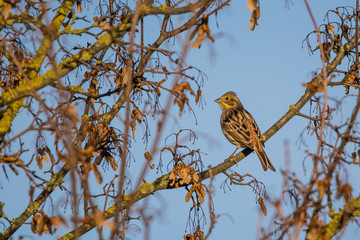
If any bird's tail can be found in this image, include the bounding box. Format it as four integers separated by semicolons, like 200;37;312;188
255;148;276;172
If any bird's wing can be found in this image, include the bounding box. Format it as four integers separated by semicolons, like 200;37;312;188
242;109;264;145
221;109;254;148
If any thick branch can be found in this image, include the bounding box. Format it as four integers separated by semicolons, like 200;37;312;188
0;166;69;240
27;0;76;79
326;195;360;238
0;100;25;140
0;23;131;107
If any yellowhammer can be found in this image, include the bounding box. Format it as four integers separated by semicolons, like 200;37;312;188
215;91;276;172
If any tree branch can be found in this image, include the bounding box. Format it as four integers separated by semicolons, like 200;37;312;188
0;23;131;107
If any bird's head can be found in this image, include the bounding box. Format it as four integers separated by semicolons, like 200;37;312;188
215;91;243;110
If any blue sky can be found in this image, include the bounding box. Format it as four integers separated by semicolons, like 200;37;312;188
2;0;360;239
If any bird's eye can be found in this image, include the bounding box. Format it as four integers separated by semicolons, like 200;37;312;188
225;97;230;100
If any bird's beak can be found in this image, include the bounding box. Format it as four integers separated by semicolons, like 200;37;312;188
215;97;221;103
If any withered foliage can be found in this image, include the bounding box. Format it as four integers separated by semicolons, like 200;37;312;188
259;5;360;240
0;0;231;239
1;0;360;240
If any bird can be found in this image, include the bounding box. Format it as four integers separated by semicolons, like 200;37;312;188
215;91;276;172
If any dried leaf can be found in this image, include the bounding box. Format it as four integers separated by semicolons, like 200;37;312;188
84;71;91;78
105;153;118;171
179;166;191;185
173;83;184;95
84;145;95;156
346;74;357;85
88;78;98;95
249;7;260;31
144;151;153;162
185;190;192;203
352;152;357;164
198;191;204;204
302;81;324;92
195;89;202;103
183;82;194;94
94;155;103;165
99;20;111;30
258;197;267;216
246;0;258;11
184;234;194;240
36;155;43;170
50;216;64;229
202;24;214;43
76;0;83;14
175;99;185;116
40;148;49;163
130;120;136;139
196;184;206;204
45;146;56;165
192;14;214;48
4;1;11;20
155;87;161;96
169;163;185;187
336;182;352;203
42;153;49;163
131;108;143;123
122;67;131;85
185;185;196;202
31;215;42;234
169;168;177;186
91;164;103;184
192;172;199;182
162;66;169;74
316;179;327;201
31;211;52;235
156;79;166;87
326;24;335;32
